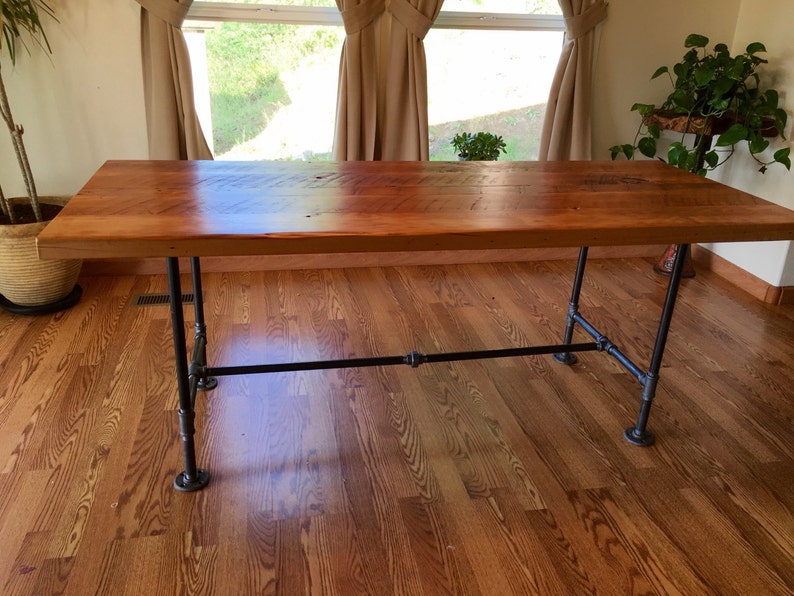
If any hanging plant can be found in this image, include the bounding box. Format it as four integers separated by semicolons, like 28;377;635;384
610;34;790;175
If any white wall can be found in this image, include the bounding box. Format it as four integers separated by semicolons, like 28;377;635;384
592;0;742;160
0;0;147;198
592;0;794;287
703;0;794;286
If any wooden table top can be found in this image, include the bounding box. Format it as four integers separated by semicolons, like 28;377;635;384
37;159;794;260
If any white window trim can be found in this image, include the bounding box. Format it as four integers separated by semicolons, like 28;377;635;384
187;2;565;32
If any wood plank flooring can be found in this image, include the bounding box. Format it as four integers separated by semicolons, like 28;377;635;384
0;258;792;595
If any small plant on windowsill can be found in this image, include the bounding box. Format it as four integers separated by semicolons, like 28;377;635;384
451;131;507;161
610;34;790;176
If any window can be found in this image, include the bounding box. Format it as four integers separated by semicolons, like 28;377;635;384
185;1;564;160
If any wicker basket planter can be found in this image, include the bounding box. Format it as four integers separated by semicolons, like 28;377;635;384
0;196;82;311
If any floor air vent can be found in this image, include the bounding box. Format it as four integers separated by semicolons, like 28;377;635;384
133;292;200;307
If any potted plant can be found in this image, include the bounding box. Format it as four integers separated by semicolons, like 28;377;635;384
609;34;790;276
0;0;82;313
451;131;507;161
610;34;789;175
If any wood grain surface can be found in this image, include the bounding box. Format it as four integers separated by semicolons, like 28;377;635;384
37;160;794;260
1;259;792;594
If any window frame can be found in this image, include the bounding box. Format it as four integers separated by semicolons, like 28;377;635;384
186;2;565;32
185;2;566;160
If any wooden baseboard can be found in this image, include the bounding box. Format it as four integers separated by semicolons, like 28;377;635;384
778;287;794;304
691;245;793;305
80;245;666;276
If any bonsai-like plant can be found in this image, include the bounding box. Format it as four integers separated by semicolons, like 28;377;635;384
0;0;55;224
451;131;507;161
610;34;790;175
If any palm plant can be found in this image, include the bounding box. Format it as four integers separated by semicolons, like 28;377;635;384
0;0;56;224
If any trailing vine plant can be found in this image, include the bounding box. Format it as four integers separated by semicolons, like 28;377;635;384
610;34;790;175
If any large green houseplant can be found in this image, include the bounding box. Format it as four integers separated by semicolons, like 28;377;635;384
610;34;789;175
610;34;790;277
0;0;82;313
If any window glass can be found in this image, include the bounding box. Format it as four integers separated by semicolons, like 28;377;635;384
201;22;343;159
426;28;562;160
186;1;564;160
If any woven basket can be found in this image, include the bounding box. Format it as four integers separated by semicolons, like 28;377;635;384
0;197;82;307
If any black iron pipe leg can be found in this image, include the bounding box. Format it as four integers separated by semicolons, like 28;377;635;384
624;244;690;447
190;257;217;391
554;247;589;365
167;257;210;491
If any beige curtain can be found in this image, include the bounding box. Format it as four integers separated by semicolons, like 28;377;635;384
333;0;443;161
539;0;607;161
136;0;212;159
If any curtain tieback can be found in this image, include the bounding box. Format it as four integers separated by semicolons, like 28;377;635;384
341;0;433;39
136;0;191;28
564;0;608;39
385;0;433;40
340;0;385;35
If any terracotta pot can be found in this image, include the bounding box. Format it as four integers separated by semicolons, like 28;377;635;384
0;196;82;308
653;244;696;278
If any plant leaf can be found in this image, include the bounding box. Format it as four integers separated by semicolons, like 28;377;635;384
683;150;699;171
746;42;766;54
667;142;687;167
726;58;746;80
671;89;694;110
694;65;716;86
651;66;669;79
685;34;709;48
704;151;719;168
638;137;657;158
712;76;735;98
773;147;791;170
764;89;779;109
673;62;689;81
631;103;655;117
708;97;730;113
775;108;788;137
748;135;768;155
1;0;57;64
715;124;749;146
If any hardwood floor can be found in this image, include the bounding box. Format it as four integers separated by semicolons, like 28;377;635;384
1;258;792;595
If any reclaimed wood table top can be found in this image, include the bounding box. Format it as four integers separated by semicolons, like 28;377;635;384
37;159;794;260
